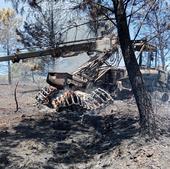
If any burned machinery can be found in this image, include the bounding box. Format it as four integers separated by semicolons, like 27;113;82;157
0;36;120;111
36;47;121;111
1;36;168;110
116;40;170;101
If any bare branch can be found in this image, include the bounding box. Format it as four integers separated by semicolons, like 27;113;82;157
133;0;158;41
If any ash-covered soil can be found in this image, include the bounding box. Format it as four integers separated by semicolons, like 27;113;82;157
0;82;170;169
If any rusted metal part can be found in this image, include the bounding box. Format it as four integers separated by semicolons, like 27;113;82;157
35;86;58;106
36;87;113;112
46;49;119;89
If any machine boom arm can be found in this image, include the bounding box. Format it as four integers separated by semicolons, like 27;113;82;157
0;39;97;63
0;37;156;63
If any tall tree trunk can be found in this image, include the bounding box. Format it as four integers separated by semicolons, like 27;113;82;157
7;46;12;85
113;0;156;137
49;0;55;69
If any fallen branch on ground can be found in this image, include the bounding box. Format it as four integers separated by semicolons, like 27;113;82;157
14;81;19;112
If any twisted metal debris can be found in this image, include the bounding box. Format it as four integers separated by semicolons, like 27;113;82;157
36;87;113;111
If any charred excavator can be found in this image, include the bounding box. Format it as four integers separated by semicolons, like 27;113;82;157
1;36;168;111
0;37;121;90
0;36;157;90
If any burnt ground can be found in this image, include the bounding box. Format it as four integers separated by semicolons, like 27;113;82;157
0;80;170;169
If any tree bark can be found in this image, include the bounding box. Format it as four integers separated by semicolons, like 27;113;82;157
113;0;156;137
8;60;12;85
7;46;12;85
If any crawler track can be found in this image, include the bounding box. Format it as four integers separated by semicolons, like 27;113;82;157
36;87;113;111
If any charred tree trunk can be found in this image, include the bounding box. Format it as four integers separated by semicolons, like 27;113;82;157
49;1;56;69
113;0;156;137
7;44;12;85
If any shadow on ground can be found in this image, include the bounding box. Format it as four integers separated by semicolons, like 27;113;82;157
0;110;139;168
